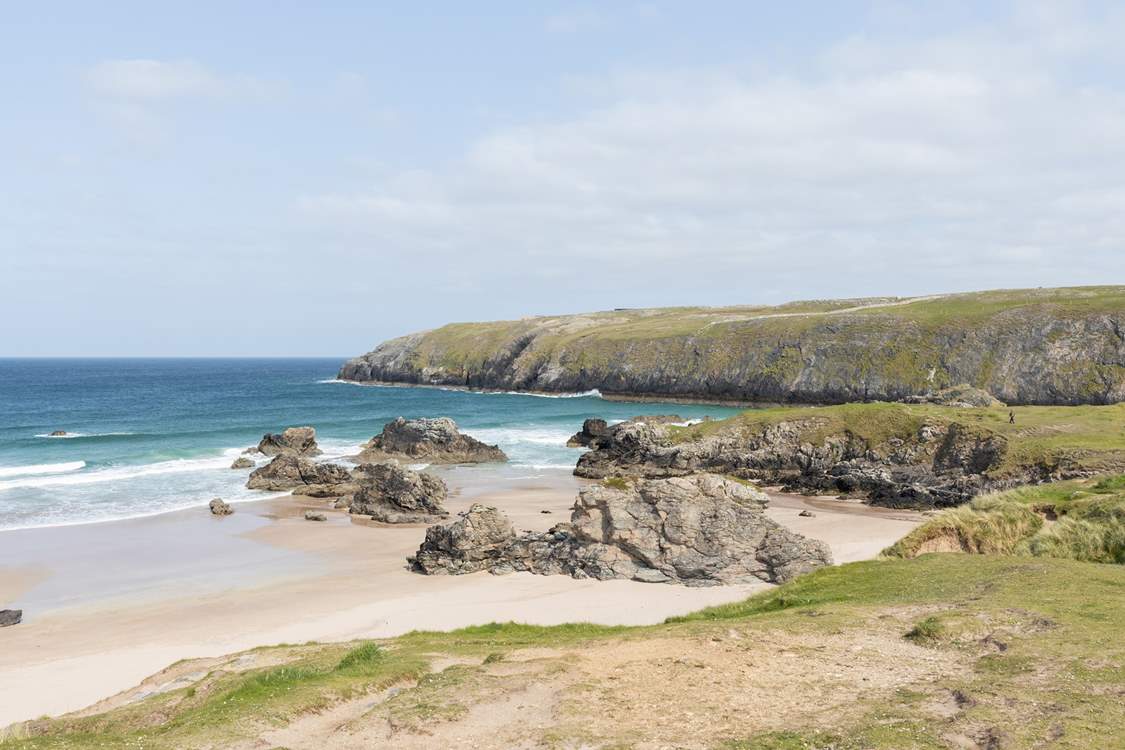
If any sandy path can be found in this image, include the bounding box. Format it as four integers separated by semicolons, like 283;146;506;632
0;472;921;728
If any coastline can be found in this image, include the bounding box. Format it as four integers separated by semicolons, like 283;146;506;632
0;465;922;729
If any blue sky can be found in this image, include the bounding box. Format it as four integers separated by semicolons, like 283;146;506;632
2;1;1123;355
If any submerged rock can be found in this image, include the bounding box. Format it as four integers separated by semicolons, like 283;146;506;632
349;462;448;524
411;474;832;586
0;609;21;627
48;430;67;437
246;455;356;496
230;456;254;469
359;417;507;464
209;498;234;516
257;426;321;457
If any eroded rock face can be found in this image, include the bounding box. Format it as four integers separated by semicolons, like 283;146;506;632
246;455;356;496
411;475;832;586
572;416;1039;509
567;418;609;447
349;462;448;523
359;417;507;464
257;426;321;457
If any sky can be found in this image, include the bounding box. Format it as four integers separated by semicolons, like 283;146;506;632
2;1;1124;356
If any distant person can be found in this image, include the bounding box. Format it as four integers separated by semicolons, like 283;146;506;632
1009;411;1015;424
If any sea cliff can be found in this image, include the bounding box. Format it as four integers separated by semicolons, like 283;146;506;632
339;286;1125;405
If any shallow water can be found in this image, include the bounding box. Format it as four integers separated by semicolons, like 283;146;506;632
0;358;739;530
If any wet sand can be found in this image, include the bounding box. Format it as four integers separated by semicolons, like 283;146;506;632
0;468;922;728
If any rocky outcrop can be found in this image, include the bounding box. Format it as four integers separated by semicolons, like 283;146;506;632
338;287;1125;405
569;408;1091;509
411;475;832;586
358;417;507;464
0;609;22;627
246;455;356;496
567;418;609;447
209;498;233;516
257;426;321;457
230;456;254;469
905;384;1004;408
348;462;448;523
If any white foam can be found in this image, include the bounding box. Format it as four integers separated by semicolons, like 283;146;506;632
0;461;87;479
471;427;577;447
319;380;603;399
0;454;234;492
34;432;136;439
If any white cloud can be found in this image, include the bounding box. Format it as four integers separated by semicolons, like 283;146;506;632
86;59;266;100
298;8;1125;298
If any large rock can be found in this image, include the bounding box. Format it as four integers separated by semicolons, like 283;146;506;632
567;418;609;447
349;462;448;523
209;498;233;516
0;609;22;627
411;475;832;586
359;417;507;464
246;455;356;496
257;426;321;457
230;456;254;469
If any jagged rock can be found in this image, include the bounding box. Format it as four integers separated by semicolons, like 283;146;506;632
0;609;22;627
209;498;233;516
304;510;327;522
905;384;1005;408
571;413;1043;509
411;475;832;586
567;418;609;447
358;417;507;464
246;455;356;496
257;426;321;457
230;456;254;469
348;462;448;523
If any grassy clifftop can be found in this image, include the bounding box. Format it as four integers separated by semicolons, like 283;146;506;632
340;286;1125;405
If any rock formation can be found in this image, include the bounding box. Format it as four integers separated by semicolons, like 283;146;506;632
48;430;67;437
338;286;1125;405
230;456;254;469
358;417;507;464
411;475;832;586
0;609;22;627
257;426;321;457
209;498;233;516
567;418;609;447
571;410;1053;509
905;384;1004;408
349;462;448;523
246;455;356;496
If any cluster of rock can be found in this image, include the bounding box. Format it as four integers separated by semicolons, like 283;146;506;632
411;474;832;586
572;416;1031;509
247;455;356;496
209;498;234;516
904;384;1005;409
567;415;685;448
359;417;507;464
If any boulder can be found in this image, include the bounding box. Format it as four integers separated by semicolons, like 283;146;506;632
349;462;449;523
257;426;321;457
0;609;21;627
230;456;254;469
304;510;327;522
567;418;609;447
209;498;234;516
246;455;356;496
411;474;832;586
358;417;507;464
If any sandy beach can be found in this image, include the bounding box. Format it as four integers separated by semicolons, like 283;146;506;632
0;467;922;729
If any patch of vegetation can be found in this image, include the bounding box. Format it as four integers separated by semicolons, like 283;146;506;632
904;616;946;644
887;474;1125;563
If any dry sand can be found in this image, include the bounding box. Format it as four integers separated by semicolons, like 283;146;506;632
0;468;922;728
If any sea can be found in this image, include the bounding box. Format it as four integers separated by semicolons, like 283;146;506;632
0;359;740;531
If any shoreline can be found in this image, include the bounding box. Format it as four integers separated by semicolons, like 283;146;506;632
0;466;923;728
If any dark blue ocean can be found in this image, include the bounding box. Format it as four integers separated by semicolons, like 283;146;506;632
0;359;739;530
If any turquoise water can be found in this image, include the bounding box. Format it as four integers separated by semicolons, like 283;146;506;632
0;359;740;530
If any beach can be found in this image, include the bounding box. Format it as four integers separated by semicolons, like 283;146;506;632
0;466;922;728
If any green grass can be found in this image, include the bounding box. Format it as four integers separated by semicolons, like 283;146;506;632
887;474;1125;563
5;554;1125;749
